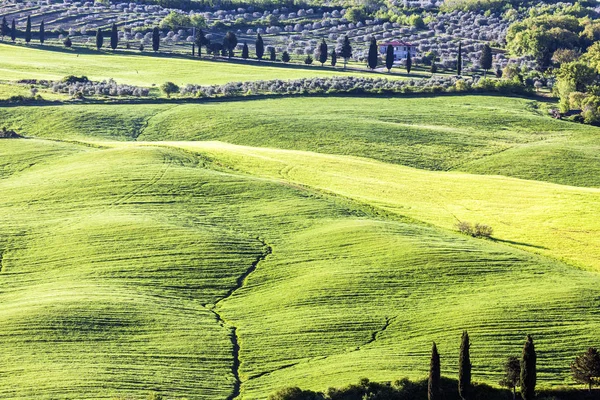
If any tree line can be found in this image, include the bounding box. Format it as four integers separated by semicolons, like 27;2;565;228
2;15;496;77
269;333;600;400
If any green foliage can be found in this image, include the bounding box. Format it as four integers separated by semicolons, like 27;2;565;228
499;356;521;397
25;15;31;44
160;11;206;29
152;27;160;52
160;81;179;97
269;387;325;400
429;343;441;400
282;50;290;63
506;15;584;67
344;7;368;23
255;33;264;60
367;38;378;70
242;42;249;59
39;20;44;44
304;55;313;65
480;44;493;74
341;36;352;68
458;331;471;400
96;28;103;50
110;23;118;50
521;335;537;400
571;348;600;391
385;44;394;72
441;0;505;12
318;39;328;66
330;50;336;67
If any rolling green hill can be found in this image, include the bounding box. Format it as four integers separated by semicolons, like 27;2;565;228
0;43;402;87
0;92;599;399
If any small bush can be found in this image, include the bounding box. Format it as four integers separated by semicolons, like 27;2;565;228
474;223;493;238
161;81;180;98
456;221;493;238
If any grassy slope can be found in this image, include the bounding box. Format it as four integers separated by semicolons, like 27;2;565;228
0;43;400;87
1;139;599;400
2;96;598;187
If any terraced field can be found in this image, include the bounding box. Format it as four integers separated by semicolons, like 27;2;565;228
0;94;599;399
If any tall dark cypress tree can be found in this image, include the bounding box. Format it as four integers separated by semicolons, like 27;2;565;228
385;44;394;72
194;29;205;58
110;23;118;50
406;47;412;74
1;17;8;40
255;33;264;60
318;39;328;66
39;20;45;44
521;335;537;400
25;15;31;43
11;19;16;42
459;331;471;400
341;35;352;69
480;44;493;77
457;41;462;76
428;342;441;400
241;42;249;59
152;27;160;52
367;38;378;70
96;28;104;50
330;49;337;67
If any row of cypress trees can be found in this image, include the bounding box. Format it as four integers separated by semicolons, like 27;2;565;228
428;333;536;400
1;16;44;44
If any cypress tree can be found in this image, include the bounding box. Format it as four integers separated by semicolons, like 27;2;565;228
152;27;160;52
457;41;462;76
480;44;493;77
255;33;264;60
110;23;118;50
1;17;7;40
429;342;441;400
281;50;290;63
367;38;378;70
11;19;16;42
330;49;337;67
25;15;31;44
269;47;276;61
96;28;104;50
241;42;249;59
39;20;45;44
340;35;352;69
385;44;394;72
458;331;471;400
520;335;537;400
194;29;205;58
406;48;412;74
318;39;327;66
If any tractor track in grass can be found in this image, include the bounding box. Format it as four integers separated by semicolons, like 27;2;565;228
204;237;272;400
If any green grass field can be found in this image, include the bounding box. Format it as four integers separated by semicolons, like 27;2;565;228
1;85;600;399
0;43;406;87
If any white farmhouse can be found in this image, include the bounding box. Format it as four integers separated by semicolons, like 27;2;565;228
378;40;417;62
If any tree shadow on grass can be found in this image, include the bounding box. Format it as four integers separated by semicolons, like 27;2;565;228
490;237;549;250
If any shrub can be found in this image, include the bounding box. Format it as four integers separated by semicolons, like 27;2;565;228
457;221;493;238
474;223;493;238
161;81;180;98
304;55;313;65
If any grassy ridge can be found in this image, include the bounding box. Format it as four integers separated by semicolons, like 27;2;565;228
0;43;401;87
2;96;599;187
1;139;599;399
171;141;600;272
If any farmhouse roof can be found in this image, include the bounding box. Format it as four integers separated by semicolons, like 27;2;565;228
379;40;415;47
